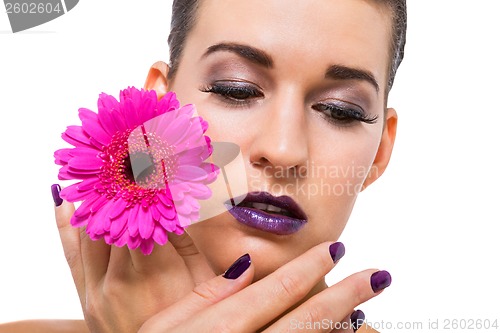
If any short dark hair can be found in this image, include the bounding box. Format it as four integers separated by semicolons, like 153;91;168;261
167;0;406;91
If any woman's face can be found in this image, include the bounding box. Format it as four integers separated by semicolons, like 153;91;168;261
167;0;396;280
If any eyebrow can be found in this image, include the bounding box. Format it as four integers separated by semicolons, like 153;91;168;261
325;64;380;93
201;42;274;68
201;43;380;93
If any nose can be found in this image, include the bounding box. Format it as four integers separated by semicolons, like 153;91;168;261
248;88;309;178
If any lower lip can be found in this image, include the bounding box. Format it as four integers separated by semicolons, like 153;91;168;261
225;205;307;235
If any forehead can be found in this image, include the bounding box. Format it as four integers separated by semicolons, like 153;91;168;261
187;0;392;89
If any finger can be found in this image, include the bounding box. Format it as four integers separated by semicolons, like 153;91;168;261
180;241;345;332
52;184;85;305
107;245;132;279
128;231;215;282
139;253;253;333
349;310;367;333
266;270;389;332
128;239;183;274
79;210;111;289
170;232;217;282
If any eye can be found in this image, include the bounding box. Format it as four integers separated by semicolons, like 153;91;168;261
312;101;378;126
200;81;264;106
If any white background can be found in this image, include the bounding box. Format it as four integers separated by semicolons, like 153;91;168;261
1;1;499;332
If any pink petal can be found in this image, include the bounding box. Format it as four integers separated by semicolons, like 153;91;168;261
122;98;141;129
175;196;199;215
175;165;207;182
57;165;75;180
187;182;212;200
62;126;92;146
177;213;191;228
157;91;180;113
158;216;178;232
152;226;167;245
137;95;156;124
177;149;203;165
158;113;190;144
156;199;177;219
97;93;121;134
54;148;73;165
98;92;119;113
65;167;102;179
114;229;130;247
60;184;96;202
201;162;220;183
128;235;141;250
74;194;100;218
169;182;189;201
98;108;119;137
198;116;209;132
71;213;89;228
127;204;141;237
173;226;185;235
76;178;100;191
158;192;174;205
68;156;102;171
90;194;109;213
176;104;195;117
109;198;128;220
150;204;161;221
138;208;154;239
88;201;113;237
140;239;154;255
110;213;128;240
79;108;112;147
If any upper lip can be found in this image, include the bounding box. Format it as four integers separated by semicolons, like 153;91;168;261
229;191;308;220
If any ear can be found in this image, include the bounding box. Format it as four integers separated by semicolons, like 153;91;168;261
144;61;170;100
362;107;398;190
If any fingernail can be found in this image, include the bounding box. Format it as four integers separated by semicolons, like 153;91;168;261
223;253;251;280
51;184;63;207
371;270;392;293
329;242;345;264
350;309;366;332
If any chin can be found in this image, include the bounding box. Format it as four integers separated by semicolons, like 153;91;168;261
186;212;332;280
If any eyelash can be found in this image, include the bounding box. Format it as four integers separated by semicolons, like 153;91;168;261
312;103;378;125
200;83;263;106
200;83;377;125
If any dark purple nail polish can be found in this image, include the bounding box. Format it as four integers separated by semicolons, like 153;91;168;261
223;253;251;279
371;270;392;293
350;309;365;332
329;242;345;264
51;184;63;207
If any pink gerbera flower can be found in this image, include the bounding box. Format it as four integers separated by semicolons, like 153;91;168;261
54;87;218;255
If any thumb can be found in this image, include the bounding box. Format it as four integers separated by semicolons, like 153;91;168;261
139;253;254;332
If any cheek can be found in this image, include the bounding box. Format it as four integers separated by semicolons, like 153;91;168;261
304;129;381;229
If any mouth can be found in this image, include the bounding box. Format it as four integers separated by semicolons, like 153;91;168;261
224;191;308;235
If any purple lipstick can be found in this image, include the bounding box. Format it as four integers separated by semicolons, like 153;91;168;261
225;192;307;235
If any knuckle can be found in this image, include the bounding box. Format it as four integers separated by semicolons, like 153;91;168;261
101;277;123;300
302;302;327;327
64;248;80;271
275;273;308;302
84;293;100;317
192;281;220;305
79;227;89;242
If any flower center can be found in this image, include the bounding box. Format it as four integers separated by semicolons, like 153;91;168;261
98;127;179;206
123;151;155;184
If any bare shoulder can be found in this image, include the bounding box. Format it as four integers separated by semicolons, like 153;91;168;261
0;320;89;333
